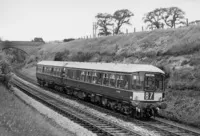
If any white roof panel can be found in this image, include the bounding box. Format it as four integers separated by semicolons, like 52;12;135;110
37;61;67;67
37;61;164;74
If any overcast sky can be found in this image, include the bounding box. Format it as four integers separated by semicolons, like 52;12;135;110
0;0;199;41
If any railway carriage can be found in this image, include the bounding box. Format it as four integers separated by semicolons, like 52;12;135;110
36;61;167;118
36;61;66;90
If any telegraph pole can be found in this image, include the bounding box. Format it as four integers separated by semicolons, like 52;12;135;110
93;22;98;38
93;22;94;38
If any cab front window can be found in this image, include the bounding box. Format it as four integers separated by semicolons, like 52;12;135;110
145;73;164;91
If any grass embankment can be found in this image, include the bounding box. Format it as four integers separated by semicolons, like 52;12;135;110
23;25;200;128
0;84;73;136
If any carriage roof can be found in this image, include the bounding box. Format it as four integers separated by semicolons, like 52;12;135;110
37;61;164;74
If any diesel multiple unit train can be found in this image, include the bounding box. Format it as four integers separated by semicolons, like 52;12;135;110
36;61;167;118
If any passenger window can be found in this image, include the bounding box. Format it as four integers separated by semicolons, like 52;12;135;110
80;71;85;81
65;69;68;77
96;73;103;85
54;68;57;76
76;70;81;80
51;68;54;75
68;69;73;79
132;73;141;89
92;72;97;84
46;67;48;73
86;71;92;83
110;74;116;87
103;73;109;86
72;70;76;79
57;68;60;76
117;75;129;89
116;75;122;88
44;67;46;73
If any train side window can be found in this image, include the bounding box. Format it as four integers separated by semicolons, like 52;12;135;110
53;68;55;75
47;67;50;74
132;73;141;90
44;67;46;73
116;75;121;88
103;73;109;86
69;69;73;79
65;68;68;78
41;66;43;73
72;70;76;79
85;71;88;82
96;72;102;85
47;67;49;74
80;71;85;81
47;67;49;73
55;68;58;76
59;68;62;76
86;71;92;83
50;67;52;74
116;75;129;89
45;67;47;73
122;75;129;89
76;70;81;80
56;68;59;76
54;68;57;76
51;67;54;75
92;72;97;84
110;74;116;87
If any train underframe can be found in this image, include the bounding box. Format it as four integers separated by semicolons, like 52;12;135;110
37;79;165;119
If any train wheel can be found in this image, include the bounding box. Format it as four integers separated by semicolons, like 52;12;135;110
38;80;41;86
108;101;116;110
101;98;108;107
59;87;63;92
94;95;101;104
77;92;86;100
42;81;45;86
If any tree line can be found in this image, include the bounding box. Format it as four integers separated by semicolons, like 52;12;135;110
95;7;199;36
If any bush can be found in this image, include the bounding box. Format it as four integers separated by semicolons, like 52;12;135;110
168;69;200;91
71;52;94;62
63;38;75;42
54;50;70;61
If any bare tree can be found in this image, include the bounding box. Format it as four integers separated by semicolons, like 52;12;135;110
95;13;113;36
143;8;165;30
113;9;134;34
162;7;185;28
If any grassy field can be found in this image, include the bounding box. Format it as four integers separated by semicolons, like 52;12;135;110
13;25;200;128
0;84;74;136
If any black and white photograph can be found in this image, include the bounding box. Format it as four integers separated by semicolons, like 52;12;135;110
0;0;200;135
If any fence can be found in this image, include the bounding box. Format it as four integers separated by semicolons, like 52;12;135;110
77;19;200;40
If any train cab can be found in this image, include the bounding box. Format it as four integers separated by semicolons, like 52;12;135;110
131;72;165;102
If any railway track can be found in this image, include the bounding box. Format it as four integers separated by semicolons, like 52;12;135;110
14;72;200;136
11;75;142;136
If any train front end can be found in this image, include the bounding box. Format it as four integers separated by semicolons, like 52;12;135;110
130;72;167;118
